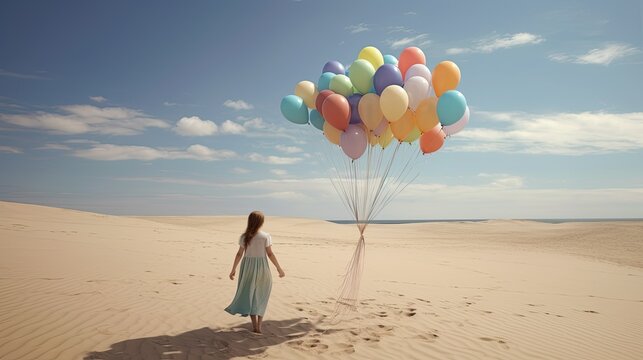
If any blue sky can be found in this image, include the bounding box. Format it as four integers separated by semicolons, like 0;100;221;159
0;0;642;218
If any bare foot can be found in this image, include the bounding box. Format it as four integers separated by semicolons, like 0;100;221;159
252;328;262;334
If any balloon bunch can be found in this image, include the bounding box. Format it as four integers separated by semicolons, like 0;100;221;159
281;46;469;159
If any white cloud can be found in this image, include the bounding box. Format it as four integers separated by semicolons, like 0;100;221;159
270;169;288;176
89;96;107;103
73;143;236;161
450;111;643;155
0;69;48;80
220;120;246;134
276;144;303;154
446;33;544;55
173;116;218;136
404;11;417;16
163;101;177;106
242;117;265;129
0;105;169;135
223;99;253;110
346;23;369;34
549;43;639;65
36;143;72;151
387;34;430;49
232;167;250;174
248;152;302;165
388;26;413;33
0;145;22;154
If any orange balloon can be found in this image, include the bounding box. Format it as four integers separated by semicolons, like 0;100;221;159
415;97;439;133
321;93;350;131
323;120;342;145
432;61;461;97
390;109;415;141
404;126;421;143
379;125;394;148
358;93;383;130
398;47;426;79
419;125;445;154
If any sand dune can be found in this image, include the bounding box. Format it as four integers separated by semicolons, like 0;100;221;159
1;200;642;359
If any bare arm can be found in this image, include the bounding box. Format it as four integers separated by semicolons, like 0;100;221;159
266;246;285;277
229;246;244;280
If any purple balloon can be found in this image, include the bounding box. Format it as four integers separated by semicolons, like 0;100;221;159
340;124;368;160
373;64;403;95
322;61;345;75
347;94;363;124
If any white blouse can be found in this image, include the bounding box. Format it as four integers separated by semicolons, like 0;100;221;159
239;231;272;257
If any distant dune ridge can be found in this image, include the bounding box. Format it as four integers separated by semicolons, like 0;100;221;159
0;200;642;359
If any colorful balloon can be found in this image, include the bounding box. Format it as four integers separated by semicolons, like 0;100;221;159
398;47;426;79
315;89;334;116
358;46;384;69
432;61;461;97
323;60;345;75
322;93;351;130
318;72;336;91
379;125;394;148
404;126;421;143
415;97;439;133
295;80;317;109
437;90;467;126
404;64;432;83
390;109;415;141
309;109;324;131
403;76;430;111
383;54;398;66
442;106;469;136
358;93;383;130
323;120;342;145
373;64;403;95
368;130;379;146
348;59;375;94
340;124;368;160
347;94;363;124
329;74;353;97
419;125;445;154
373;118;387;136
380;85;408;122
280;95;309;125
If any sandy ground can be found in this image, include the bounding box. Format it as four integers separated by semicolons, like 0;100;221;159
1;200;642;359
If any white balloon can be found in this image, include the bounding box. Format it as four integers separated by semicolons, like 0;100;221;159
442;106;469;136
404;64;432;83
403;76;430;111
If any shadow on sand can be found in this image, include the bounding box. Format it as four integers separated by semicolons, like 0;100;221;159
84;317;320;360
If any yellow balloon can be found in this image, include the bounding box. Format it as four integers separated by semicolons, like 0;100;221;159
432;61;461;97
404;126;421;143
323;120;342;145
378;125;394;148
358;93;383;130
390;109;415;141
380;85;409;122
294;80;317;109
415;97;439;132
368;131;379;146
358;46;384;70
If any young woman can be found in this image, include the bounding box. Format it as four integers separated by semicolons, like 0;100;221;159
225;211;285;333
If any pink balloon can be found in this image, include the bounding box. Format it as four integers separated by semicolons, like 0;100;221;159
442;106;469;136
404;64;432;83
373;118;388;136
340;124;368;160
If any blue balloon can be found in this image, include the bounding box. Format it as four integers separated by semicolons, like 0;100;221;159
347;94;363;124
383;54;398;66
280;95;309;125
373;64;403;95
437;90;467;126
309;109;324;130
323;60;345;75
318;72;335;91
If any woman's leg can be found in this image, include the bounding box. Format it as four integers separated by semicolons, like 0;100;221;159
250;315;257;332
256;316;263;333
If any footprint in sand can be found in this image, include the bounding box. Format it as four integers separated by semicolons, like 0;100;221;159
287;338;329;353
405;308;417;317
333;343;355;354
479;337;509;349
375;311;388;317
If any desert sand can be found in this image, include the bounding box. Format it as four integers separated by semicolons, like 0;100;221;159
1;200;642;359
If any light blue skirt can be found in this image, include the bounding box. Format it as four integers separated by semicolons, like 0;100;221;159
225;256;272;317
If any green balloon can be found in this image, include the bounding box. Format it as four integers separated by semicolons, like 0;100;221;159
349;59;375;94
329;74;353;97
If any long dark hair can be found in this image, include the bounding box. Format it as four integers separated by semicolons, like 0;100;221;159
242;211;264;247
